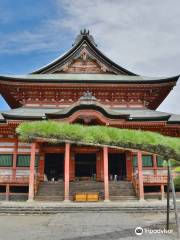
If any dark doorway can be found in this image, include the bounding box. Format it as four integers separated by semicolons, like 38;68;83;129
108;153;126;180
75;153;96;178
45;153;64;181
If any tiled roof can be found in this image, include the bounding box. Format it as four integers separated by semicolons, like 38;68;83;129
1;106;180;123
0;74;178;84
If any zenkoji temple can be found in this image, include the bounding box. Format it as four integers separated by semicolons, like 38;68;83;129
0;30;179;202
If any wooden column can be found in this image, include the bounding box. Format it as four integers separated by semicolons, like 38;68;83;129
126;151;133;181
96;152;101;181
12;139;18;179
5;184;10;201
137;151;144;200
161;184;165;200
153;154;158;176
39;152;45;181
103;146;110;201
70;152;75;181
28;142;36;201
64;143;70;201
100;151;104;181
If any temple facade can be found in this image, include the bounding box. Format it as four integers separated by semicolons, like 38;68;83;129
0;30;179;201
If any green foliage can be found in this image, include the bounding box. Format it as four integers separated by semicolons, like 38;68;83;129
174;176;180;190
174;167;180;173
16;121;180;160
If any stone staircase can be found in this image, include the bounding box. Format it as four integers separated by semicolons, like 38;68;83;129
109;181;137;201
35;181;64;201
70;181;104;200
35;180;137;201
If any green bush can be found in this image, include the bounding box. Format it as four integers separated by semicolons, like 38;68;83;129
16;121;180;161
174;176;180;190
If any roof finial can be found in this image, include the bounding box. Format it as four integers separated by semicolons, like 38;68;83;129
73;29;97;46
80;29;90;35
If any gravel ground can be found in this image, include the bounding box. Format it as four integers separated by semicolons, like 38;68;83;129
0;212;177;240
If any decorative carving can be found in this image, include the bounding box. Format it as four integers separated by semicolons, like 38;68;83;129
79;91;97;101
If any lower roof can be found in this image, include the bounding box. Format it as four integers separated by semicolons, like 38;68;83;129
1;106;180;123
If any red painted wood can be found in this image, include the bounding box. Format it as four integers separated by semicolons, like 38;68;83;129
12;139;18;178
103;147;109;201
137;151;144;200
126;151;133;181
153;154;158;176
28;142;36;201
64;143;70;201
70;153;75;181
96;152;101;181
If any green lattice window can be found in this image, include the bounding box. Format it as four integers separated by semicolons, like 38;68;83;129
17;154;39;167
157;156;164;167
133;155;153;167
142;155;153;167
0;154;13;167
133;155;137;167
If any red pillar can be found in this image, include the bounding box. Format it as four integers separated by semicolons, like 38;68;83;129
28;142;36;201
126;151;133;181
64;143;70;201
12;139;18;179
153;154;158;176
5;184;10;201
137;151;144;200
103;147;110;201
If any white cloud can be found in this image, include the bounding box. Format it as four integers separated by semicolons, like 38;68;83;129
0;0;180;113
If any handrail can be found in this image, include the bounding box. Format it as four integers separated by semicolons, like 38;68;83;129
143;175;167;183
0;175;29;183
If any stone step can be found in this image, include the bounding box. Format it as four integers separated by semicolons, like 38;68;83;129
36;180;136;201
35;196;64;201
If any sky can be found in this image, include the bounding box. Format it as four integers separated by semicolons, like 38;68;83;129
0;0;180;114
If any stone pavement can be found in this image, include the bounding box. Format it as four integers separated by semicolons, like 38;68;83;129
0;211;177;240
0;200;179;239
0;199;172;208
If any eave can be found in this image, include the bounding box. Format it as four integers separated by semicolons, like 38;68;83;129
0;74;178;84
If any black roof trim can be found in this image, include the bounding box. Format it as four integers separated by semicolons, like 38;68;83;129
128;115;171;121
1;113;44;120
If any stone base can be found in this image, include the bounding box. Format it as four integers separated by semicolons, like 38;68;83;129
63;199;71;203
27;199;34;203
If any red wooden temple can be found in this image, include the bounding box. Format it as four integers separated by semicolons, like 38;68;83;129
0;29;179;201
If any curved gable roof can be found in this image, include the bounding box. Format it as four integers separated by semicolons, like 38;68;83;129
32;30;136;75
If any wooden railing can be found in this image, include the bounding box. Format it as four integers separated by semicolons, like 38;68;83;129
143;175;167;184
132;175;139;196
0;175;29;184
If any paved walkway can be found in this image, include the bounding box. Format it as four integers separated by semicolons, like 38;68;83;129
0;211;177;240
0;199;171;208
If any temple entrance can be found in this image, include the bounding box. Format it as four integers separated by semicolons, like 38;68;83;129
75;153;96;180
108;153;126;180
45;153;64;181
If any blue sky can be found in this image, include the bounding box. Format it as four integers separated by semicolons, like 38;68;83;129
0;0;180;113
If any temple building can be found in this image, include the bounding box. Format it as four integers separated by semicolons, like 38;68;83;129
0;29;179;201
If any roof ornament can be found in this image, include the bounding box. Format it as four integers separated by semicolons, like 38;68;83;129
72;29;97;47
79;90;97;101
80;29;90;35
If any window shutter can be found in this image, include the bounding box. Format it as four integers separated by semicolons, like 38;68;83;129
0;154;13;167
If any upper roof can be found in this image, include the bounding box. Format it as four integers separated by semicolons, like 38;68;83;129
32;29;137;75
0;29;179;110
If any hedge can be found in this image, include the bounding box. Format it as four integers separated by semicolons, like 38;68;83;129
16;121;180;160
